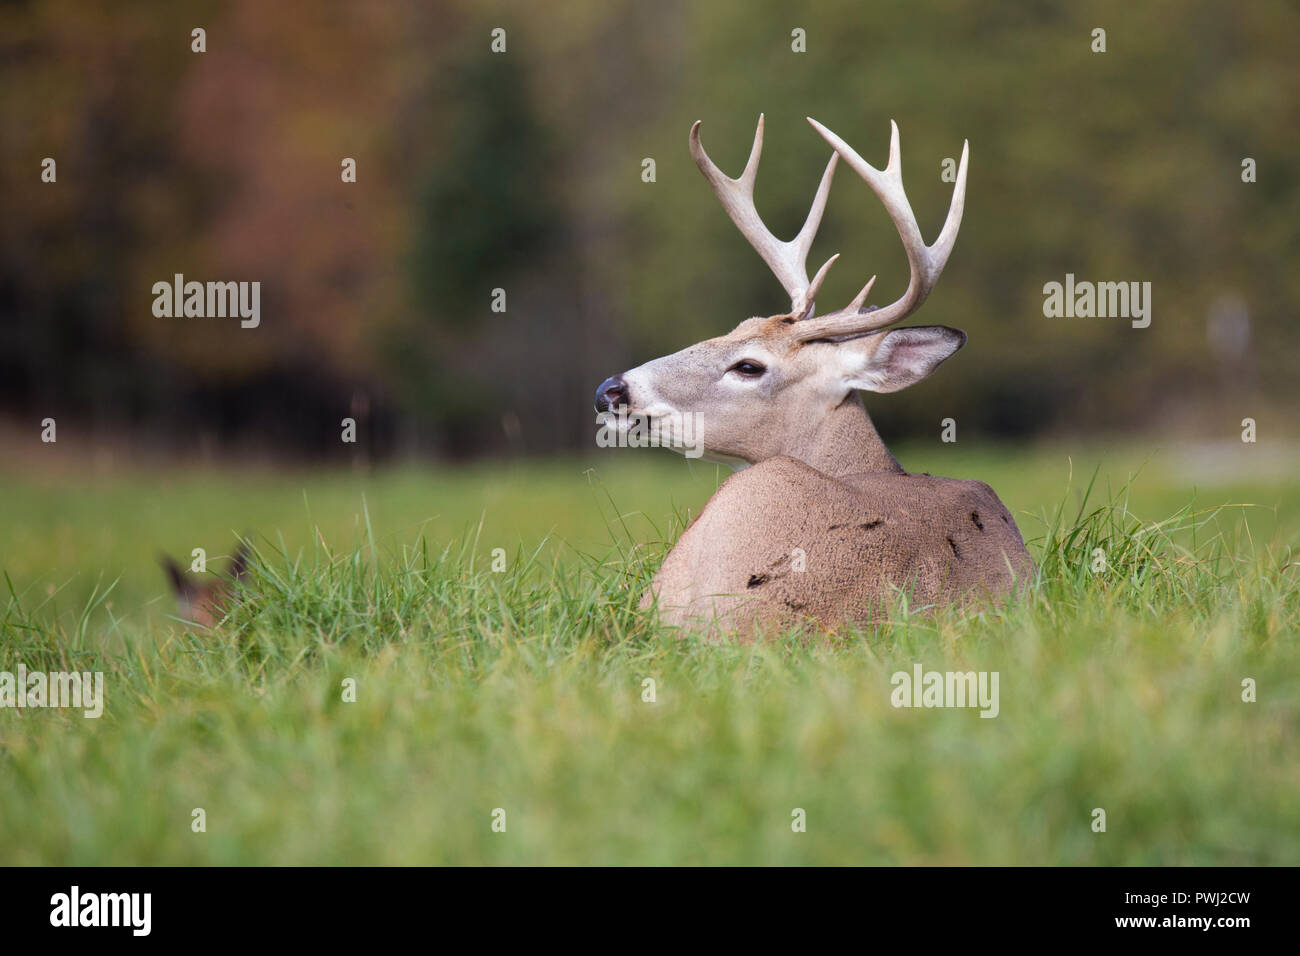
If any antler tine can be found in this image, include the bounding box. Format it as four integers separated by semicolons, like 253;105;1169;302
691;114;840;317
795;118;969;341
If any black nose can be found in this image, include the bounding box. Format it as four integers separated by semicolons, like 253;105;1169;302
594;375;629;413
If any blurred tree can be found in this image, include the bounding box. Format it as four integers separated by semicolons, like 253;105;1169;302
388;48;569;454
0;0;1296;460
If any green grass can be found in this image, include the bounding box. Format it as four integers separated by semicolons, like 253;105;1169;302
1;441;1298;864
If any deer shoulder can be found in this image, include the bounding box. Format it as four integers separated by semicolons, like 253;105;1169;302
645;460;1029;633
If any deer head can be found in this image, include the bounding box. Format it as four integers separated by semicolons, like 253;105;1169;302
595;115;969;475
160;540;251;628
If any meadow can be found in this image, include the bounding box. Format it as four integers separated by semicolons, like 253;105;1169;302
1;440;1298;864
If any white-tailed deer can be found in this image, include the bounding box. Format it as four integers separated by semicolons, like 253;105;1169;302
160;541;251;628
595;115;1033;635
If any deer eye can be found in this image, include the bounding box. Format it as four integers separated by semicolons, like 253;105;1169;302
729;360;766;378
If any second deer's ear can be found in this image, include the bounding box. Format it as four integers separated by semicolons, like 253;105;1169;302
158;555;189;596
838;326;966;393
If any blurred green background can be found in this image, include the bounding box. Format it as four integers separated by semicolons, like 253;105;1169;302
2;0;1296;462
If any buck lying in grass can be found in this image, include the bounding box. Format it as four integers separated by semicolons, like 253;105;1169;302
595;115;1033;635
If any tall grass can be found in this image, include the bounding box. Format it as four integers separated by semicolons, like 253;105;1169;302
1;464;1297;864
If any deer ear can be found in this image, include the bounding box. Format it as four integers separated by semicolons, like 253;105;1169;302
839;326;966;393
158;555;188;596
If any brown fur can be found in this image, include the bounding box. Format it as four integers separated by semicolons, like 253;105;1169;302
160;542;251;628
641;455;1033;636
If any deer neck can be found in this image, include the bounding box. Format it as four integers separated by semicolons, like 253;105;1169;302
779;391;902;478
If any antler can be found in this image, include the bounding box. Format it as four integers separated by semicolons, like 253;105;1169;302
690;114;840;318
792;118;969;341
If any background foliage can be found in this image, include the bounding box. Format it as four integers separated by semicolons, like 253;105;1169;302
2;0;1296;458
